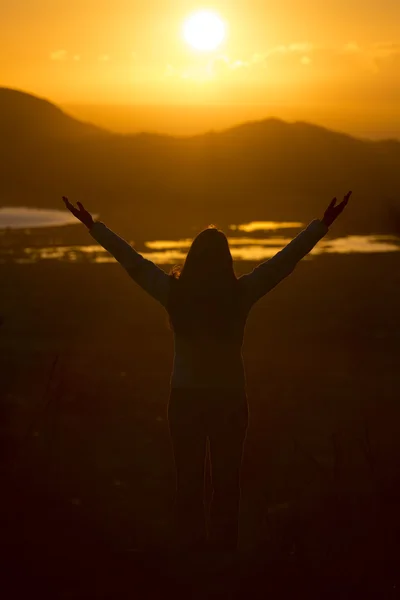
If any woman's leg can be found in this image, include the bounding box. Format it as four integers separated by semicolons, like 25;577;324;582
207;390;249;552
168;388;208;550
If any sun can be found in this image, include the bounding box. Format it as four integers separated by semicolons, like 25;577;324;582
183;11;227;52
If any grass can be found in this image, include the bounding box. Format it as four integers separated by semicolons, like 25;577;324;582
1;252;400;598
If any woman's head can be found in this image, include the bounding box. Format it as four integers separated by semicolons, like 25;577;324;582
171;225;234;283
168;226;244;339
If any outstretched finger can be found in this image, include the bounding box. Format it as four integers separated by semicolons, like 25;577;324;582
344;190;352;204
62;196;79;217
338;198;350;213
62;196;72;209
341;192;352;207
328;197;337;209
77;201;85;211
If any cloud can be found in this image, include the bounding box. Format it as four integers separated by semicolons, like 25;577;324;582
215;43;316;76
371;42;400;57
50;49;68;61
265;42;314;57
163;40;400;86
334;41;398;78
49;50;81;62
342;41;362;54
163;41;316;82
371;44;400;81
164;61;213;81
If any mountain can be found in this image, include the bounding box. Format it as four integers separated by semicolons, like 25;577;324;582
0;87;107;140
1;87;399;240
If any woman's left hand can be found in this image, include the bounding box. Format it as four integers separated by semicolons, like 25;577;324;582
62;196;94;229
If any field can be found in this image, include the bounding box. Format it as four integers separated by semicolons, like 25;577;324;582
1;252;400;598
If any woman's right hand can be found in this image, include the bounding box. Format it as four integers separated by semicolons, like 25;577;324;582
322;191;352;228
62;196;94;229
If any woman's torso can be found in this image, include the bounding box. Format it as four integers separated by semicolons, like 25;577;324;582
168;275;251;389
171;333;247;389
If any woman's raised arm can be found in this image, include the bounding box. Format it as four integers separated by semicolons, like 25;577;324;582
62;197;170;307
239;191;352;307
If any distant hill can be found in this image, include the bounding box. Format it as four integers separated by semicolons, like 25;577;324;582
0;87;107;140
1;87;399;239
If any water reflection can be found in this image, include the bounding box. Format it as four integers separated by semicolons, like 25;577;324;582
313;235;400;254
145;235;400;262
145;237;293;250
0;212;303;233
5;244;188;264
230;221;304;232
146;240;192;250
0;207;84;229
2;234;398;264
1;211;399;263
24;244;102;256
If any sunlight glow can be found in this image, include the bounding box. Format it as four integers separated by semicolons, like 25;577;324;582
183;11;227;52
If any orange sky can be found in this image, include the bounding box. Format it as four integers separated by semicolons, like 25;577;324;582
2;1;399;136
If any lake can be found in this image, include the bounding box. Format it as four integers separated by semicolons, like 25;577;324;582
1;207;399;264
0;207;82;229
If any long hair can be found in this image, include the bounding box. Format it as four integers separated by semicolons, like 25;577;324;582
167;226;245;340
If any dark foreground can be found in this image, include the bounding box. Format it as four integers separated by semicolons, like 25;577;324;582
1;253;400;598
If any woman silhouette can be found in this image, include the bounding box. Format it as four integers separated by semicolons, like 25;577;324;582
63;192;351;553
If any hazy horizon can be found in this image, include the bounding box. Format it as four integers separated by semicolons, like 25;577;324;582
62;102;400;140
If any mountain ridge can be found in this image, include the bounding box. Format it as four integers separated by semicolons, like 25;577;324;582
3;87;400;145
0;87;108;139
0;87;399;239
